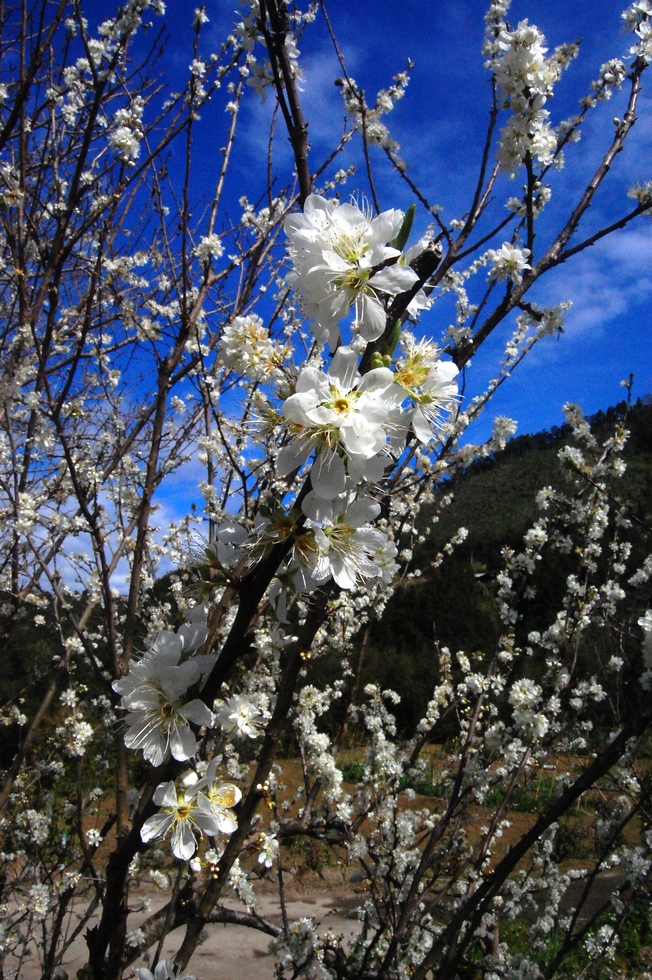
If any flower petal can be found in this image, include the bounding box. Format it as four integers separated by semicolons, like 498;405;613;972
169;723;197;762
310;450;347;499
141;812;173;844
178;619;208;653
170;822;197;861
180;698;215;728
153;780;179;807
369;265;419;295
277;438;312;478
355;293;386;341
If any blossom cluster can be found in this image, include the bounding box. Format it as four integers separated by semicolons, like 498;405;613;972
193;195;460;599
337;67;412;154
141;761;242;860
113;607;254;858
284;194;428;348
622;0;652;64
108;190;463;868
108;97;145;164
218;313;288;381
235;1;304;102
252;195;458;591
486;15;577;173
112;604;215;767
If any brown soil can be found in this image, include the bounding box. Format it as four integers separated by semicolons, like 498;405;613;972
10;753;646;979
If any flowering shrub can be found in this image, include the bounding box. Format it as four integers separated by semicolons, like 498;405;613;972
0;1;651;978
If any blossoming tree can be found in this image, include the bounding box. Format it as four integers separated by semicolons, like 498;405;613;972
1;0;652;978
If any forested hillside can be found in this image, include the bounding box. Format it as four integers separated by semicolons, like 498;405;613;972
355;398;652;732
4;399;651;746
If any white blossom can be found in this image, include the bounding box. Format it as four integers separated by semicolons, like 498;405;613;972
284;194;420;348
113;609;215;766
279;345;401;497
218;314;286;381
194;234;224;262
141;779;223;860
486;243;531;285
394;336;459;443
301;491;389;589
215;694;263;739
256;832;279;868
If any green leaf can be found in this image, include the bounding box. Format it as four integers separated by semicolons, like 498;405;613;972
391;203;415;251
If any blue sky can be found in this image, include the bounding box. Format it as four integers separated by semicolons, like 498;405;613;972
297;0;652;440
92;0;652;442
79;0;652;587
178;0;652;439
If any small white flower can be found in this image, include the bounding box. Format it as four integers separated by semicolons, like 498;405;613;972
257;832;279;868
149;870;169;889
215;694;263;739
141;781;221;861
136;959;196;980
486;243;531;285
66;719;95;757
194;234;224;262
285;194;419;348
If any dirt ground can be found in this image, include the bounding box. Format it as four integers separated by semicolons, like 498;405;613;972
7;867;640;980
10;869;363;980
7;749;644;980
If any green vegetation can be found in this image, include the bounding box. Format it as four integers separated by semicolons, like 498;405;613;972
355;397;652;734
4;398;651;752
493;899;652;978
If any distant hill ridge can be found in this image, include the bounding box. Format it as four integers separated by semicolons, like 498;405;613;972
425;397;652;556
349;397;652;733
